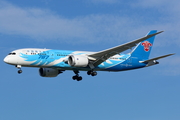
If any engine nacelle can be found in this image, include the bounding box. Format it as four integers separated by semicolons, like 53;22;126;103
68;55;89;67
39;68;61;77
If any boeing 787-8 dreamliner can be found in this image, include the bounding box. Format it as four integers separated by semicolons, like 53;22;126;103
4;30;174;81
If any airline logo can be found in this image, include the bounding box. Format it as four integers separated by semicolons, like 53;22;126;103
141;41;152;52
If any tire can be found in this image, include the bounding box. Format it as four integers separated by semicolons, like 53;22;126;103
91;71;97;76
18;70;22;74
77;76;82;81
87;71;92;75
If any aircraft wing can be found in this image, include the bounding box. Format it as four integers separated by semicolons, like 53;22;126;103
88;31;164;67
139;53;175;63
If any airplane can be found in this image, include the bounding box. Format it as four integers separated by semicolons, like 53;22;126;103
4;30;174;81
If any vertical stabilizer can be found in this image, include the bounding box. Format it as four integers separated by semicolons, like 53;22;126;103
131;30;157;60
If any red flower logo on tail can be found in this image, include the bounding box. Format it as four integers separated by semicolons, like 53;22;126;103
141;41;152;52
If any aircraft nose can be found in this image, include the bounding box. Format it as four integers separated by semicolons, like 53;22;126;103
4;56;9;63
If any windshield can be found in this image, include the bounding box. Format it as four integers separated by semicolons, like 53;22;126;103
8;52;16;55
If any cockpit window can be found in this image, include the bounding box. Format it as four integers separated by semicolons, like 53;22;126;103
8;52;16;55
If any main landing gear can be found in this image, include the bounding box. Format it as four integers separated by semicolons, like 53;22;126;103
87;70;97;76
72;70;82;81
16;65;22;74
72;70;97;81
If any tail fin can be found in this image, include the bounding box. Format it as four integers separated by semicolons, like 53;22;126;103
131;30;157;60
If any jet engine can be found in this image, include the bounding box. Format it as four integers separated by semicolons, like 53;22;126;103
68;55;89;67
39;68;62;77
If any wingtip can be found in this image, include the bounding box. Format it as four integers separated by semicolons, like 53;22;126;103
147;30;164;36
156;30;164;34
165;53;175;57
153;30;164;36
170;53;175;55
159;30;164;33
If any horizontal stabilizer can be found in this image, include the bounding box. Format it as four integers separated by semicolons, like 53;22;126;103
139;53;175;63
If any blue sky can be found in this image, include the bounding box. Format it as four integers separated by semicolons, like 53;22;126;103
1;0;180;120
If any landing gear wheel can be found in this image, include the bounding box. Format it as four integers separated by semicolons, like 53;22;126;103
91;71;97;76
18;70;22;74
72;75;78;80
72;75;82;81
87;71;97;76
77;76;82;81
72;70;83;81
87;71;92;75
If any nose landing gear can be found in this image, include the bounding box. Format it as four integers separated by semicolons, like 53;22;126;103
16;65;22;74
